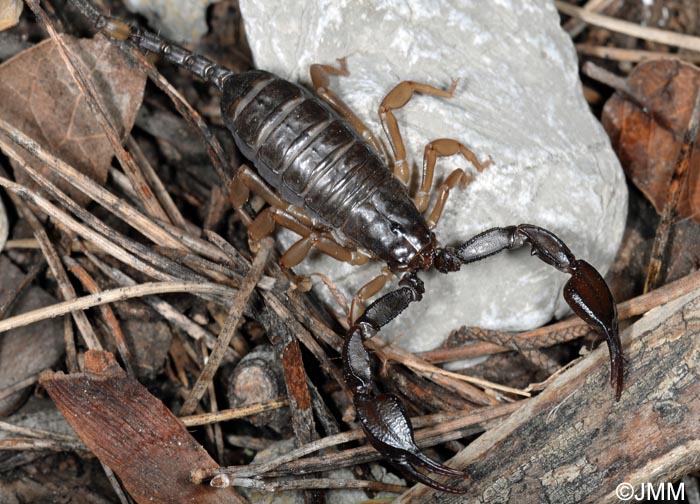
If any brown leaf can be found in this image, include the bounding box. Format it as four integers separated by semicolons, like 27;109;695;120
602;59;700;221
0;35;145;205
40;351;245;504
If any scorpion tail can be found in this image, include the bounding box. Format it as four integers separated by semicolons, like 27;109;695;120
69;0;233;90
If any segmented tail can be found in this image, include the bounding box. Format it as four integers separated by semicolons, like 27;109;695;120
70;0;233;90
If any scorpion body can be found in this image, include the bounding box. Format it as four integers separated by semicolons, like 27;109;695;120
220;70;434;270
73;2;623;494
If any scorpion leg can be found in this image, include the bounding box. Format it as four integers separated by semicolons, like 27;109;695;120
435;224;623;399
379;80;457;184
310;59;384;154
231;165;370;267
344;273;469;493
349;267;393;323
417;138;489;214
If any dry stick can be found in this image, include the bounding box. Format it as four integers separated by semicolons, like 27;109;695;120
11;145;233;292
0;374;40;402
421;268;700;364
563;0;615;38
0;174;174;284
181;399;289;427
0;119;183;251
581;61;630;94
221;476;406;493
64;256;135;376
0;420;79;443
0;281;235;334
99;463;131;504
375;341;529;398
26;0;172;225
0;437;86;452
126;136;188;229
32;227;102;351
198;339;225;463
153;246;238;285
0;258;45;320
3;239;40;250
157;219;232;265
179;238;273;416
555;0;700;52
195;401;521;482
2;179;102;352
643;88;700;293
576;44;700;64
0;136;204;287
86;251;220;349
63;317;78;373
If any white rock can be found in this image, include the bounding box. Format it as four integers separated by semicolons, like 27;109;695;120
238;0;627;351
124;0;214;42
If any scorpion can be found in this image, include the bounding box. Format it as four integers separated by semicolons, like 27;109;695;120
71;0;623;494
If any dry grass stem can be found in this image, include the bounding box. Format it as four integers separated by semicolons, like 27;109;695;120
556;1;700;52
180;238;273;415
0;281;235;334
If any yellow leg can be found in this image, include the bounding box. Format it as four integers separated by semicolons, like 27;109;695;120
310;59;384;154
416;138;489;213
378;80;458;184
350;267;393;323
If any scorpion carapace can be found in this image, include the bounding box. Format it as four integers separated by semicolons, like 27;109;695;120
71;0;623;493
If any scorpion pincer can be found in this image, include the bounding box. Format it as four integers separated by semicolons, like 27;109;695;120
76;1;623;493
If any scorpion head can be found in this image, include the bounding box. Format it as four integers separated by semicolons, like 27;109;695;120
343;184;436;273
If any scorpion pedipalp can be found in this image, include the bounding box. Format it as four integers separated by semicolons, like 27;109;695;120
343;273;469;493
448;224;623;399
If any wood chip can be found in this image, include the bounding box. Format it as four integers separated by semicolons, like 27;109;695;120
40;351;245;503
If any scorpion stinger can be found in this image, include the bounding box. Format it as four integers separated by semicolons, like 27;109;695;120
343;273;471;494
434;224;623;400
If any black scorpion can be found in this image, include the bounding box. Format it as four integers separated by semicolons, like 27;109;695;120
72;1;623;493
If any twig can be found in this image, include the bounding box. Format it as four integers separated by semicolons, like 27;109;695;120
3;176;101;352
0;374;39;402
126;136;187;228
563;0;615;38
181;399;289;427
194;401;521;482
555;1;700;52
376;341;530;398
643;86;700;292
99;463;131;504
0;258;45;320
64;256;135;375
576;44;700;64
0;118;184;250
0;437;86;452
86;252;220;349
0;281;235;334
0;419;80;443
215;476;406;493
179;238;273;416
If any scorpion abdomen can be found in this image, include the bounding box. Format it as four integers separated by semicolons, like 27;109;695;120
221;71;432;268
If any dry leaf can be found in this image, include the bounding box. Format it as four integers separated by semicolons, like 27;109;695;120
602;59;700;221
40;351;245;504
0;35;145;205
